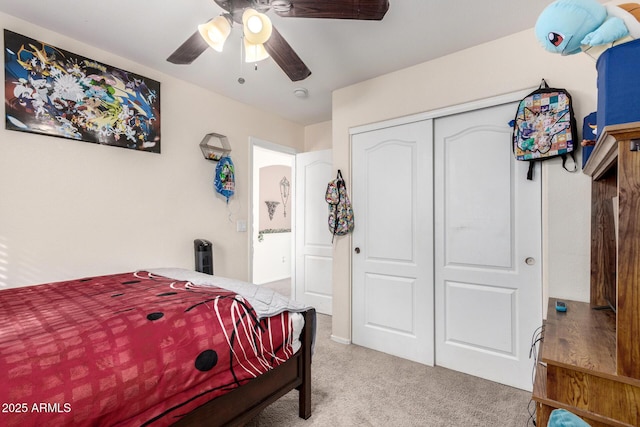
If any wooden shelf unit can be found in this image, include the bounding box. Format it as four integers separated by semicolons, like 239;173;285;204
532;122;640;426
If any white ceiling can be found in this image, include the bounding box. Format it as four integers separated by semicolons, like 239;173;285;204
0;0;554;125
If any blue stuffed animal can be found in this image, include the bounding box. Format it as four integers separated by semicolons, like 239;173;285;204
535;0;640;57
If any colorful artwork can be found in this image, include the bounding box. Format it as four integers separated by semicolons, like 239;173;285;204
4;30;161;153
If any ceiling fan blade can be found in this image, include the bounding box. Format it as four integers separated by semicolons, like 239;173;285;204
263;27;312;82
276;0;389;20
167;30;210;65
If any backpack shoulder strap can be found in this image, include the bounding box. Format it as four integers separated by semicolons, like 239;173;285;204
331;171;343;241
561;152;578;173
527;162;535;180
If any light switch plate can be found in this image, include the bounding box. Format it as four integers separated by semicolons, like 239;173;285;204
236;220;247;232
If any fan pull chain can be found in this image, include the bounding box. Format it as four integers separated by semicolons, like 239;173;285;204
238;36;245;84
237;35;260;82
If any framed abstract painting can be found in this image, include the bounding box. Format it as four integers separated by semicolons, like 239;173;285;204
4;29;161;153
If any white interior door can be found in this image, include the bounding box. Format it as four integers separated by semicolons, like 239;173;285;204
434;103;542;391
294;150;333;314
352;120;434;365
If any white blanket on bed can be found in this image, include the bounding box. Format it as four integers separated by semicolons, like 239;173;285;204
145;268;314;354
145;268;310;319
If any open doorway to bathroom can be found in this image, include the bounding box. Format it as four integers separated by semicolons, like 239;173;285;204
250;138;296;297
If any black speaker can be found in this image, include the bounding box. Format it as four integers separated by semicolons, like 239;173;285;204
194;239;213;275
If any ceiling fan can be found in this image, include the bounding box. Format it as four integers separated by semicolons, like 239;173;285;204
167;0;390;82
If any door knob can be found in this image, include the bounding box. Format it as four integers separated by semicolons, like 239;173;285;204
354;247;361;254
525;257;535;265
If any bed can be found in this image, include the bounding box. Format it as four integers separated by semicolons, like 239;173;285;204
0;268;315;426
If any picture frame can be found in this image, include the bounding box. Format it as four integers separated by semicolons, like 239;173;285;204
4;29;161;153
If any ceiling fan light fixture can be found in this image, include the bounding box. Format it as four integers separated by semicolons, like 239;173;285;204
242;8;272;45
244;38;270;63
198;15;231;52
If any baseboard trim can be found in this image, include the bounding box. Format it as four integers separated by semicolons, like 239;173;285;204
330;335;351;345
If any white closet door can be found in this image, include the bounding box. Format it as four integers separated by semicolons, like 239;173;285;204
351;119;434;365
434;102;542;391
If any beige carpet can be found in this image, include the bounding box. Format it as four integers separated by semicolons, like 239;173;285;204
246;307;535;426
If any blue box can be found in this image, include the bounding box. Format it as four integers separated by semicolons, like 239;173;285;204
596;39;640;134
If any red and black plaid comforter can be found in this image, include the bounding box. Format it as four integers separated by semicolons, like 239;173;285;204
0;271;295;426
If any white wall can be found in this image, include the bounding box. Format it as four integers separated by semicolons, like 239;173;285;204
304;120;332;152
0;12;304;288
253;232;292;284
330;29;597;341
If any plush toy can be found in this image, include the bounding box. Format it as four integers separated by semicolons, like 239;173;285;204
535;0;640;57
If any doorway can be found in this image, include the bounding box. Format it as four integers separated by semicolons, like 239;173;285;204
250;139;296;288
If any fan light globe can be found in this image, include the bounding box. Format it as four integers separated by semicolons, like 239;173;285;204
242;8;272;45
198;15;231;52
247;15;263;34
244;38;270;62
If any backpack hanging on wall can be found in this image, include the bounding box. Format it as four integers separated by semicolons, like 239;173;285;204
325;170;354;241
512;79;578;180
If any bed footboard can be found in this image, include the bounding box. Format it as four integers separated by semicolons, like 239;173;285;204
173;308;315;426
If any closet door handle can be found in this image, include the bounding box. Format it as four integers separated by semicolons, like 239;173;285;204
525;257;535;265
354;247;361;254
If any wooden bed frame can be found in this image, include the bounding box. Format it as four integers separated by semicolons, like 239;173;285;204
173;308;315;426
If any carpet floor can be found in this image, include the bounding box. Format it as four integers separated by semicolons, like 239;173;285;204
246;309;535;426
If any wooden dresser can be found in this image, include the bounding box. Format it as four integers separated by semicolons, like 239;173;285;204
532;122;640;427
